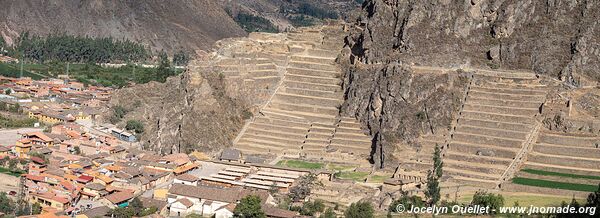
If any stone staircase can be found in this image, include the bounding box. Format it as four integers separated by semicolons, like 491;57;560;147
442;70;549;188
233;25;372;162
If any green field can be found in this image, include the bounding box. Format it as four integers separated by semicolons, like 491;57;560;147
0;167;25;177
276;160;324;169
0;62;46;79
521;168;600;180
336;171;369;182
512;177;598;192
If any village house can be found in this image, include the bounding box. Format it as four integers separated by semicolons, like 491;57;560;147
173;174;199;186
167;183;275;217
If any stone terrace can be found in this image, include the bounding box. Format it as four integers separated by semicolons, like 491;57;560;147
517;131;600;182
442;70;549;188
233;25;372;163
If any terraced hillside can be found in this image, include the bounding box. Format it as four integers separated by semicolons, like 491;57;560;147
232;25;372;163
441;70;549;188
508;130;600;195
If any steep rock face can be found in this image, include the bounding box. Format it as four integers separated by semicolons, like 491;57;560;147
339;58;469;168
0;0;246;52
347;0;599;82
109;66;245;154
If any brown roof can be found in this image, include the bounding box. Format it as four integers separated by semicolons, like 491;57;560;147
175;173;199;182
104;191;133;204
168;184;242;203
262;206;298;218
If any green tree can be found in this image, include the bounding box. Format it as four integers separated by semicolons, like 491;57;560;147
129;197;144;216
234;195;266;218
471;190;504;214
172;50;190;66
319;208;336;218
125;120;144;134
156;51;173;82
586;183;600;215
4;89;11;95
388;194;424;217
32;202;42;215
289;173;317;201
110;105;128;123
8;159;17;170
0;192;14;214
344;201;373;218
300;200;325;216
109;207;135;218
73;146;81;155
425;144;442;205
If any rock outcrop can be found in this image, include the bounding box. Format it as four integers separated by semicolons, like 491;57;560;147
346;0;599;82
109;66;245;154
340;0;600;168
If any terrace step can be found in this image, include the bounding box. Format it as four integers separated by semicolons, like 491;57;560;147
262;108;337;125
290;55;335;64
466;97;543;109
469;90;545;102
246;127;306;139
282;87;342;99
470;85;548;96
289;61;337;71
523;162;600;175
334;126;366;135
533;143;600;159
456;125;528;140
458;118;531;132
452;132;524;148
449;142;518;159
444;151;513;166
536;132;598;147
444;159;506;174
260;109;310;123
285;74;341;86
332;132;371;141
284;80;340;92
444;167;500;181
287;67;340;78
330;138;372;146
528;153;600;169
447;176;498;189
269;102;339;116
461;111;534;124
463;103;539;116
274;92;342;108
240;134;303;147
249;70;279;77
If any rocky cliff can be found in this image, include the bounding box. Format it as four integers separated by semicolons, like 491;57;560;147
109;65;246;154
0;0;246;52
346;0;599;83
341;0;599;168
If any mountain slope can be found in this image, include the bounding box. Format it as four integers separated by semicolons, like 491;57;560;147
0;0;246;53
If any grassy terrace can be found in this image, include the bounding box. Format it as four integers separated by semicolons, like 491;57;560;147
521;168;600;180
276;160;324;169
512;177;598;192
336;171;369;182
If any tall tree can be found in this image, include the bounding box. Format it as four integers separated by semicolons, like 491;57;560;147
425;144;443;205
234;195;266;218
